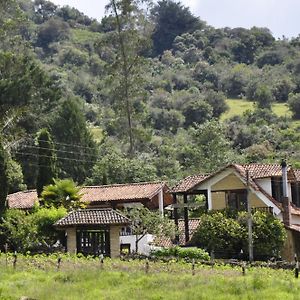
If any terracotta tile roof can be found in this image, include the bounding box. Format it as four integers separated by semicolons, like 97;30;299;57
81;182;167;203
293;170;300;182
240;163;297;181
171;174;210;193
55;208;130;227
6;182;169;209
7;190;38;209
155;219;200;247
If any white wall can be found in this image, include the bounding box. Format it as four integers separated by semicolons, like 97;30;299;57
120;234;155;255
256;178;272;196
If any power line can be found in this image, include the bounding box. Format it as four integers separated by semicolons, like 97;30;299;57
12;151;97;164
22;144;100;159
26;138;99;151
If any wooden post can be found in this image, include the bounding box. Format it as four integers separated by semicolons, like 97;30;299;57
295;254;299;279
173;194;179;244
145;259;149;274
246;170;253;262
57;256;62;271
99;254;104;269
183;194;189;243
13;251;17;269
242;262;246;276
192;259;195;276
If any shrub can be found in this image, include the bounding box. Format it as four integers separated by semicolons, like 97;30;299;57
288;93;300;119
151;246;210;261
190;210;286;260
190;212;245;258
0;207;67;253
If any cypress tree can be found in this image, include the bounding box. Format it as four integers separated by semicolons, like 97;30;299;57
36;128;57;197
0;137;8;213
51;98;97;183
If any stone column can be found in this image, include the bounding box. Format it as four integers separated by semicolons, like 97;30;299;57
66;227;77;254
110;226;121;258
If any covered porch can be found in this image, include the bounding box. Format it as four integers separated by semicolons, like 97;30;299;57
171;167;280;244
55;208;130;258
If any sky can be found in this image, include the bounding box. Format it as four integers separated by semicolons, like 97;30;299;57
51;0;300;38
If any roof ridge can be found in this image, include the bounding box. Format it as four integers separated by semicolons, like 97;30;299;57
83;181;166;189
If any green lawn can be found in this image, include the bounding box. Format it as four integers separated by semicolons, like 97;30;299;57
0;255;299;300
221;99;292;121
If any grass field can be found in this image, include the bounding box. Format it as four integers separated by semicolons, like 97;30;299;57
0;255;299;300
221;99;292;121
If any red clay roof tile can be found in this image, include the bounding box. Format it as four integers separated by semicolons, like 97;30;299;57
55;208;130;227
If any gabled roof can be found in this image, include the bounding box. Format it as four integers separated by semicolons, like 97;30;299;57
81;182;167;204
55;208;130;227
172;163;300;194
171;174;209;193
171;163;300;216
6;182;169;209
7;190;38;209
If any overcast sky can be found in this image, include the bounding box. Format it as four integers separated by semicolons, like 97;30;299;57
51;0;300;38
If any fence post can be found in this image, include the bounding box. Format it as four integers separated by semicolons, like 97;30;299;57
57;256;62;271
13;251;17;269
211;250;215;268
192;259;195;276
99;254;104;269
295;254;299;279
242;261;246;276
145;258;149;274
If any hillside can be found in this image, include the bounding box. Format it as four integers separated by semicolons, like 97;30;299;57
0;0;300;195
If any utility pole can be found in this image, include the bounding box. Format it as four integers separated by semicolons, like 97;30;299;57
246;170;253;262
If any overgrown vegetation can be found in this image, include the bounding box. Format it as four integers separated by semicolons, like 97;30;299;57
0;255;299;299
0;0;299;194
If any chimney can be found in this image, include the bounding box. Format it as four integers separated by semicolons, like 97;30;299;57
281;160;291;226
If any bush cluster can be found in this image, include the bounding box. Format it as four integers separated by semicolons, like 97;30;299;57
151;246;210;261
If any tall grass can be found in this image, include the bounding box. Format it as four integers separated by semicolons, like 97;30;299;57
0;255;299;300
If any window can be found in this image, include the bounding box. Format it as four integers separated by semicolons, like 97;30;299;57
226;190;247;210
291;182;300;207
271;176;283;202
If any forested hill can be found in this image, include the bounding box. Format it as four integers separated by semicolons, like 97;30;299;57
1;0;300;196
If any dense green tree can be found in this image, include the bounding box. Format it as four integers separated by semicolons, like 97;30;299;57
0;209;38;252
191;212;244;257
36;128;57;197
255;84;273;109
184;120;236;172
0;206;66;252
288;93;300;119
151;0;205;55
51;98;97;183
33;0;57;24
6;158;26;193
36;17;70;49
256;50;284;68
191;210;286;259
86;143;157;185
182;99;213;128
203;91;228;118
